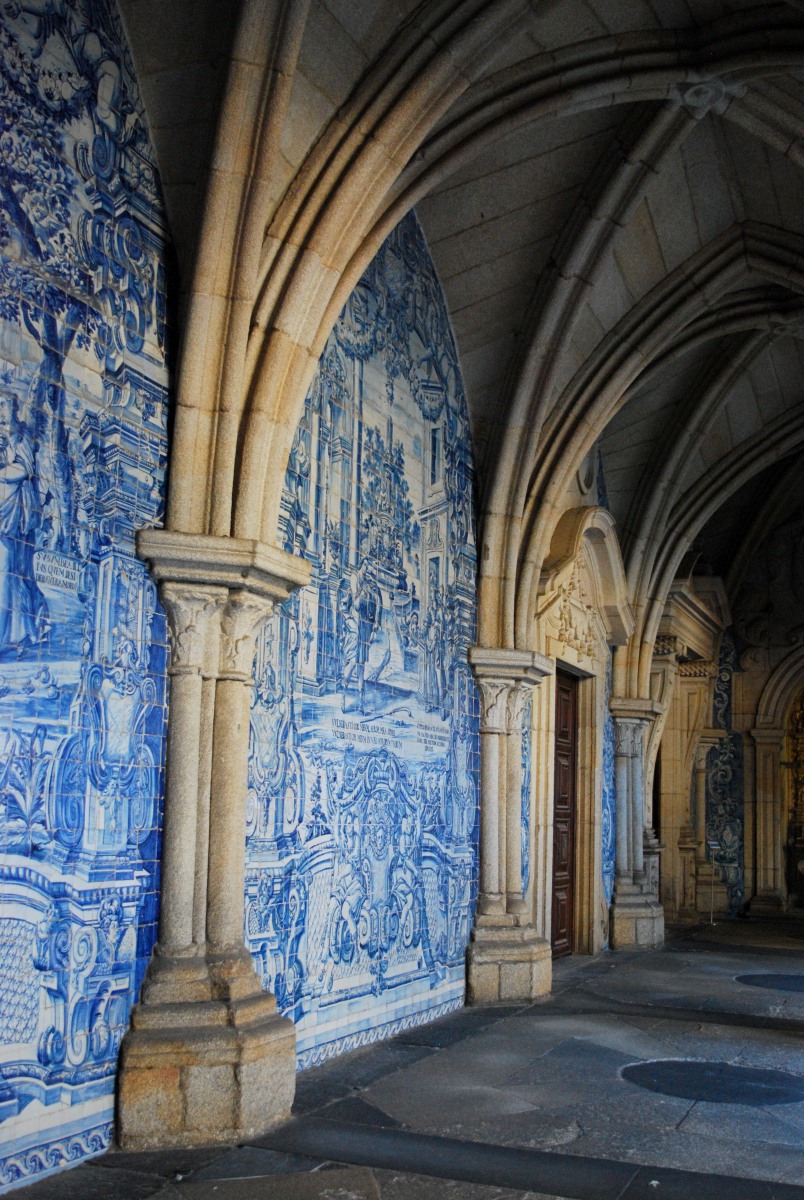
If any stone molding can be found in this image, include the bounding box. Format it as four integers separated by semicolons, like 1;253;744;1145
678;659;715;678
137;528;312;602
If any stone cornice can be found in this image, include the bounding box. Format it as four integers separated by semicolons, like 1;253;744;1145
469;646;554;689
609;696;664;723
137;529;311;604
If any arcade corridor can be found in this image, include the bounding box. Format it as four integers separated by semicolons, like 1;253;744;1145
12;919;804;1200
2;2;804;1192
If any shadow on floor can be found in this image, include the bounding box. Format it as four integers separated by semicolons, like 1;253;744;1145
9;926;804;1200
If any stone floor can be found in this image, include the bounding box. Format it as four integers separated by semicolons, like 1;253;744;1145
10;918;804;1200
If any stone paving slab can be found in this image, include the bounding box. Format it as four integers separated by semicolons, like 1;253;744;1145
9;938;804;1200
9;1165;169;1200
155;1167;381;1200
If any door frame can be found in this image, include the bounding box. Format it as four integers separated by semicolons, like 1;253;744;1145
552;669;578;956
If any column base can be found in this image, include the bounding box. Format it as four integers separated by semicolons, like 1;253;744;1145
694;861;729;918
748;892;786;914
466;917;552;1004
117;947;295;1150
610;882;665;949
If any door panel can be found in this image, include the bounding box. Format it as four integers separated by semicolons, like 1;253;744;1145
552;671;578;958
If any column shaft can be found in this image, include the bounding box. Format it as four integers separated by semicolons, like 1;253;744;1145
614;744;631;879
695;757;708;859
631;742;645;883
159;668;203;951
206;675;253;948
478;729;503;911
192;673;217;944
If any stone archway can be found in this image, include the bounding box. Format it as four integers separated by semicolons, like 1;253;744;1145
751;645;804;911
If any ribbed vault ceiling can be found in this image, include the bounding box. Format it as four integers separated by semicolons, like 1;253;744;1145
122;0;804;642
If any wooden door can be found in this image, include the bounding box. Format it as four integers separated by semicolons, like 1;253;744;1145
552;671;578;957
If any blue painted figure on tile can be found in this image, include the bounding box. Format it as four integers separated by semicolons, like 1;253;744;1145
246;212;480;1069
0;392;45;651
0;1;169;1190
521;697;532;899
706;631;744;916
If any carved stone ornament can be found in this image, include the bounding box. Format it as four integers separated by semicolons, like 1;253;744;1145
161;584;227;674
506;682;531;733
654;635;681;658
678;659;713;678
614;719;644;758
551;559;597;659
476;679;511;734
669;74;747;120
219;590;275;679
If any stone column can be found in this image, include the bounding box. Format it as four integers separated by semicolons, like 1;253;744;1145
474;676;509;916
206;591;273;993
466;647;552;1004
693;739;710;862
118;531;311;1152
506;684;531;916
609;699;664;950
630;723;646;885
749;728;785;911
157;586;226;954
614;719;637;882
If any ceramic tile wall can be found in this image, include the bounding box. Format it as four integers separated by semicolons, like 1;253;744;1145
706;631;744;915
0;2;169;1189
245;213;480;1069
521;697;532;899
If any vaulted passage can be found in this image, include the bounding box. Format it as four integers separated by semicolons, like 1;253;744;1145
0;1;802;1195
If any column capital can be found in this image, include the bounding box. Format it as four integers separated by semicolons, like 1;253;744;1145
750;725;785;747
218;589;274;680
613;719;644;757
506;684;529;732
160;582;228;675
694;726;727;768
469;647;553;734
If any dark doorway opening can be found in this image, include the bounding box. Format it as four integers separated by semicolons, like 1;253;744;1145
552;671;578;957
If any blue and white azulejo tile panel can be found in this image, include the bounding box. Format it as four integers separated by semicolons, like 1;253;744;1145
706;631;744;916
245;213;480;1069
521;696;532;899
0;2;169;1189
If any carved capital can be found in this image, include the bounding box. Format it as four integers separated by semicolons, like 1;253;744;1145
161;583;227;674
695;727;726;768
469;646;552;735
506;683;529;733
476;679;511;734
218;589;274;680
614;718;644;758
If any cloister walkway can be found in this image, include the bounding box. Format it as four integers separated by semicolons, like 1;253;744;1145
14;918;804;1200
